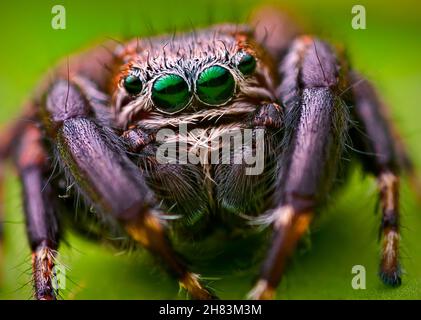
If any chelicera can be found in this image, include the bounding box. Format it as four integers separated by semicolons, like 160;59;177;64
0;6;418;300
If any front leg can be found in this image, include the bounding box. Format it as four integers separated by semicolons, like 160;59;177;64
249;36;350;299
13;123;60;300
42;79;214;299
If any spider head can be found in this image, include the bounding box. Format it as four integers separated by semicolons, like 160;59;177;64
112;25;276;129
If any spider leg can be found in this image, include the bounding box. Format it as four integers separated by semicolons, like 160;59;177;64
42;79;214;299
249;36;349;299
0;108;37;286
12;123;60;300
349;71;415;286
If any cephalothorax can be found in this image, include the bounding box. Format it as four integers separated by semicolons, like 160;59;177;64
0;7;418;299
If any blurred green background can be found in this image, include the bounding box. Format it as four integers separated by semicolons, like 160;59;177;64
1;0;421;299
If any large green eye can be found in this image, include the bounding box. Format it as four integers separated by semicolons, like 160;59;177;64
237;53;256;76
123;74;143;95
196;65;235;105
152;74;191;113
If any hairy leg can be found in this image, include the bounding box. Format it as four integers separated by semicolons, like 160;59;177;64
42;78;214;299
249;36;349;299
13;123;60;300
349;71;413;286
0;108;37;287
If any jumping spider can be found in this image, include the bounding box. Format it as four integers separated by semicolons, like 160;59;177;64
0;7;418;300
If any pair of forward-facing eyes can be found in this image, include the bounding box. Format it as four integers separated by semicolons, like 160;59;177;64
122;52;256;114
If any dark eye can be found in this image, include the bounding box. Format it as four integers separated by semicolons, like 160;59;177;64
237;53;256;76
196;65;235;106
123;74;143;95
151;74;191;114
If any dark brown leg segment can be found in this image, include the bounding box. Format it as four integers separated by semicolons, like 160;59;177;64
249;36;349;299
43;79;214;299
378;171;400;286
0;116;35;285
350;71;407;286
13;123;60;300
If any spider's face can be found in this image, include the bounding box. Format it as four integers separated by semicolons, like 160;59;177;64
112;26;276;129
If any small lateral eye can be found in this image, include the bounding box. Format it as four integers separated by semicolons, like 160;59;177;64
196;65;235;106
237;52;256;76
151;74;191;114
123;74;143;95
